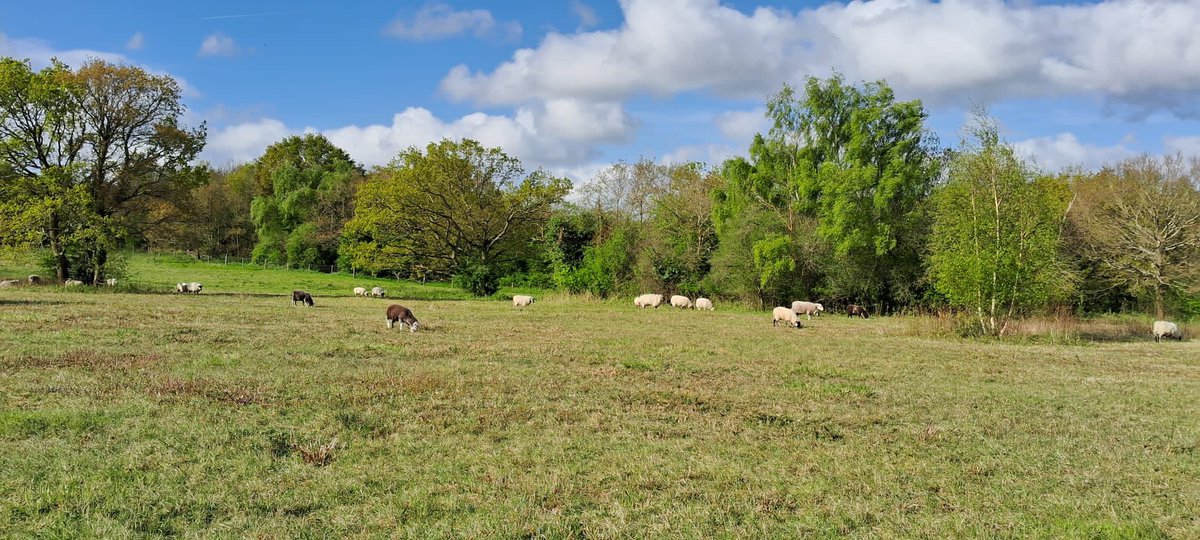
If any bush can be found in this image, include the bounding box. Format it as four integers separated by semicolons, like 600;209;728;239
453;262;500;296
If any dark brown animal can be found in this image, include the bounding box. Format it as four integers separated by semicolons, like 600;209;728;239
386;304;420;332
846;304;870;319
291;290;314;307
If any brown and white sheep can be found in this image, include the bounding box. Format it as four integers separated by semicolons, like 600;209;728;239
846;304;870;319
386;304;420;332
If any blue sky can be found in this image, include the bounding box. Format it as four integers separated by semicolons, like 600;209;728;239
3;0;1199;181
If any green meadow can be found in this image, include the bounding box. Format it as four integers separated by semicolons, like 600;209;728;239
0;257;1196;538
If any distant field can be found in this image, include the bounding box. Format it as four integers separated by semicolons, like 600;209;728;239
0;261;1197;537
0;253;545;300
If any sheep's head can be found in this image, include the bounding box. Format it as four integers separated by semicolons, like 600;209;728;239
410;322;420;332
816;303;824;312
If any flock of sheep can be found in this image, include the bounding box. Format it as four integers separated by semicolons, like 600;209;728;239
0;272;1188;341
633;293;874;330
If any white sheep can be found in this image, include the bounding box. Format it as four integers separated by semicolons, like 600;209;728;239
694;298;714;310
512;294;535;307
176;282;202;294
105;278;117;287
353;287;367;297
634;293;664;309
64;279;85;287
791;301;824;320
1153;321;1182;342
0;279;18;288
371;286;386;298
772;306;802;329
670;295;693;309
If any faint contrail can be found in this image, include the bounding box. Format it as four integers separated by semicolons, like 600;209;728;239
199;12;279;20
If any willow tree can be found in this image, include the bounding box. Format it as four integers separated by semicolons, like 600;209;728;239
0;58;205;283
930;113;1072;336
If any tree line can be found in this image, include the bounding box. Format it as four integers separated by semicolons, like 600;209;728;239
2;58;1198;334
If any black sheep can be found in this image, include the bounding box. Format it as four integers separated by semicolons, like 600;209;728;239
292;290;314;307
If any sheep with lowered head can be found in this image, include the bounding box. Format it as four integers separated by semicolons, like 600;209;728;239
846;304;870;319
105;278;117;287
772;306;802;329
670;295;692;309
1153;321;1183;342
353;287;367;297
634;294;664;309
371;286;386;298
64;279;85;287
695;297;714;310
27;275;41;285
292;290;314;307
386;304;420;332
791;301;824;320
512;295;535;307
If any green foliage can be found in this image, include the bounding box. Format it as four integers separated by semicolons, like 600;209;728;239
248;134;362;269
341;139;569;294
714;75;938;310
451;260;501;297
285;223;321;270
0;57;203;282
930;111;1072;336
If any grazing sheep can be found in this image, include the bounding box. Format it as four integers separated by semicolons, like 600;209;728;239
772;306;802;329
670;295;693;309
512;294;535;307
64;279;85;287
386;304;420;332
104;278;117;287
27;275;41;285
176;282;202;294
791;301;824;320
1153;321;1182;342
846;304;870;319
292;290;314;307
634;294;664;309
0;279;18;288
371;286;386;298
695;297;714;310
353;287;367;297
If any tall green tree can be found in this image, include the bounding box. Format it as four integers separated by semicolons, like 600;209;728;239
929;112;1072;336
714;75;939;309
247;134;362;268
0;57;205;282
341;138;570;295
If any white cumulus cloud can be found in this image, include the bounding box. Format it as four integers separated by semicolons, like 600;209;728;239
198;33;239;57
384;2;521;42
440;0;1200;117
200;101;635;170
571;0;600;29
0;32;200;97
1012;132;1135;172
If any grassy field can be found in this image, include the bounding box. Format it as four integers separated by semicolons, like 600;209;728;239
1;260;1198;537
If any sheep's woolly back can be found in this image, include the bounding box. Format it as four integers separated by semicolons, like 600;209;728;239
670;295;692;308
773;306;800;327
695;298;714;310
1153;321;1181;340
513;295;535;307
354;287;367;296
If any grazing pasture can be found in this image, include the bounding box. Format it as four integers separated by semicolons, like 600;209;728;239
0;274;1197;536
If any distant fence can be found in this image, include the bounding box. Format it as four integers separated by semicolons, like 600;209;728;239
145;250;341;274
